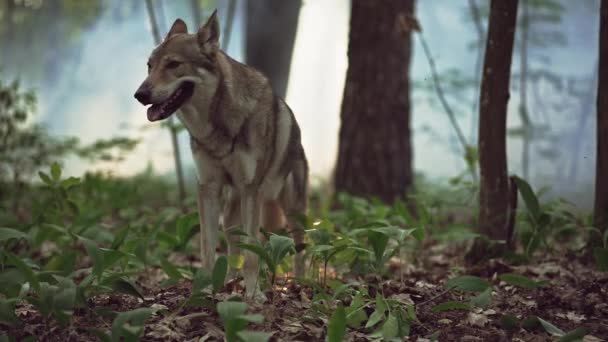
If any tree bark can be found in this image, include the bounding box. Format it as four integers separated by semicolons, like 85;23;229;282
467;0;519;263
593;0;608;243
246;0;301;99
334;0;414;204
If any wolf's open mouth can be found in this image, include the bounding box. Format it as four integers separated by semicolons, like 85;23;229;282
147;81;195;122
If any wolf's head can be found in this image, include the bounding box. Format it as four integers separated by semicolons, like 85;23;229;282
134;11;221;122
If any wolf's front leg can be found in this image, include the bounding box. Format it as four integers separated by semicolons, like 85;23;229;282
197;183;222;270
240;186;266;302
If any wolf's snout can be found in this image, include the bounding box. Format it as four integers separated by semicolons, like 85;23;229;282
134;88;152;105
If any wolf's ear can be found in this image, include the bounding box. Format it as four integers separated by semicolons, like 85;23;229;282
197;9;220;53
166;18;188;39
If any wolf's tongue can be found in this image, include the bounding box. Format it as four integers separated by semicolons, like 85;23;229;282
147;105;164;122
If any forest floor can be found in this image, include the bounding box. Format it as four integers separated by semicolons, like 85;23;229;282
5;240;607;342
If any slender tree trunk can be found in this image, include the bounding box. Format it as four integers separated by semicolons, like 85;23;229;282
468;0;486;143
145;0;186;204
246;0;301;98
467;0;519;263
334;0;414;204
519;0;531;180
593;0;608;244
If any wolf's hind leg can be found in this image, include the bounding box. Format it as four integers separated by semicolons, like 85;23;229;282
281;161;308;278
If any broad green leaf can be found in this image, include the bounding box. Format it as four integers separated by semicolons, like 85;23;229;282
537;317;565;337
106;278;144;300
444;275;490;292
111;227;130;250
326;305;346;342
512;176;541;220
557;328;587;342
212;256;228;293
38;171;52;185
193;269;212;293
346;307;367;328
470;287;492;309
431;301;471;313
51;162;62;181
500;273;546;289
217;301;248;321
60;177;81;189
499;314;520;331
236;331;272;342
381;314;399;339
0;227;28;241
0;299;19;326
268;234;295;267
365;308;385;329
161;259;182;280
237;314;265;324
111;307;154;342
81;238;104;277
237;243;274;271
4;252;39;292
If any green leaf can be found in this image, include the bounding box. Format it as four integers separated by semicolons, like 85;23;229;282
470;287;492;309
237;243;274;272
81;238;104;277
111;308;154;342
238;314;265;324
499;314;520;331
537;317;565;337
444;275;490;292
326;305;346;342
38;171;53;185
236;331;272;342
106;278;144;300
212;256;228;293
161;259;182;280
346;307;367;328
512;176;541;220
268;234;295;267
0;227;28;241
381;313;399;339
557;328;587;342
192;269;212;293
51;162;62;181
4;252;39;293
500;273;546;289
217;301;248;321
0;299;19;326
111;227;130;250
431;301;471;313
366;309;385;329
60;177;81;189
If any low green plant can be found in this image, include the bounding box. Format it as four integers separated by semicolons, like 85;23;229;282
217;301;270;342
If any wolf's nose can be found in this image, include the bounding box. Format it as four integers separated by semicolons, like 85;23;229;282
134;89;151;105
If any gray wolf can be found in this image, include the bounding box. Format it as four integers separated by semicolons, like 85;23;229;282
134;10;308;300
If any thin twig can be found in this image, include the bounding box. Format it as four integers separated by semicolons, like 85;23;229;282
144;0;187;204
417;33;477;181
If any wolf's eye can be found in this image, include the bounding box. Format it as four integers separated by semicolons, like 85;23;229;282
166;60;181;69
147;62;152;72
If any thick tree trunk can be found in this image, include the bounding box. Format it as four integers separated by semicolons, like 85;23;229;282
593;0;608;243
246;0;301;99
467;0;519;263
334;0;414;204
